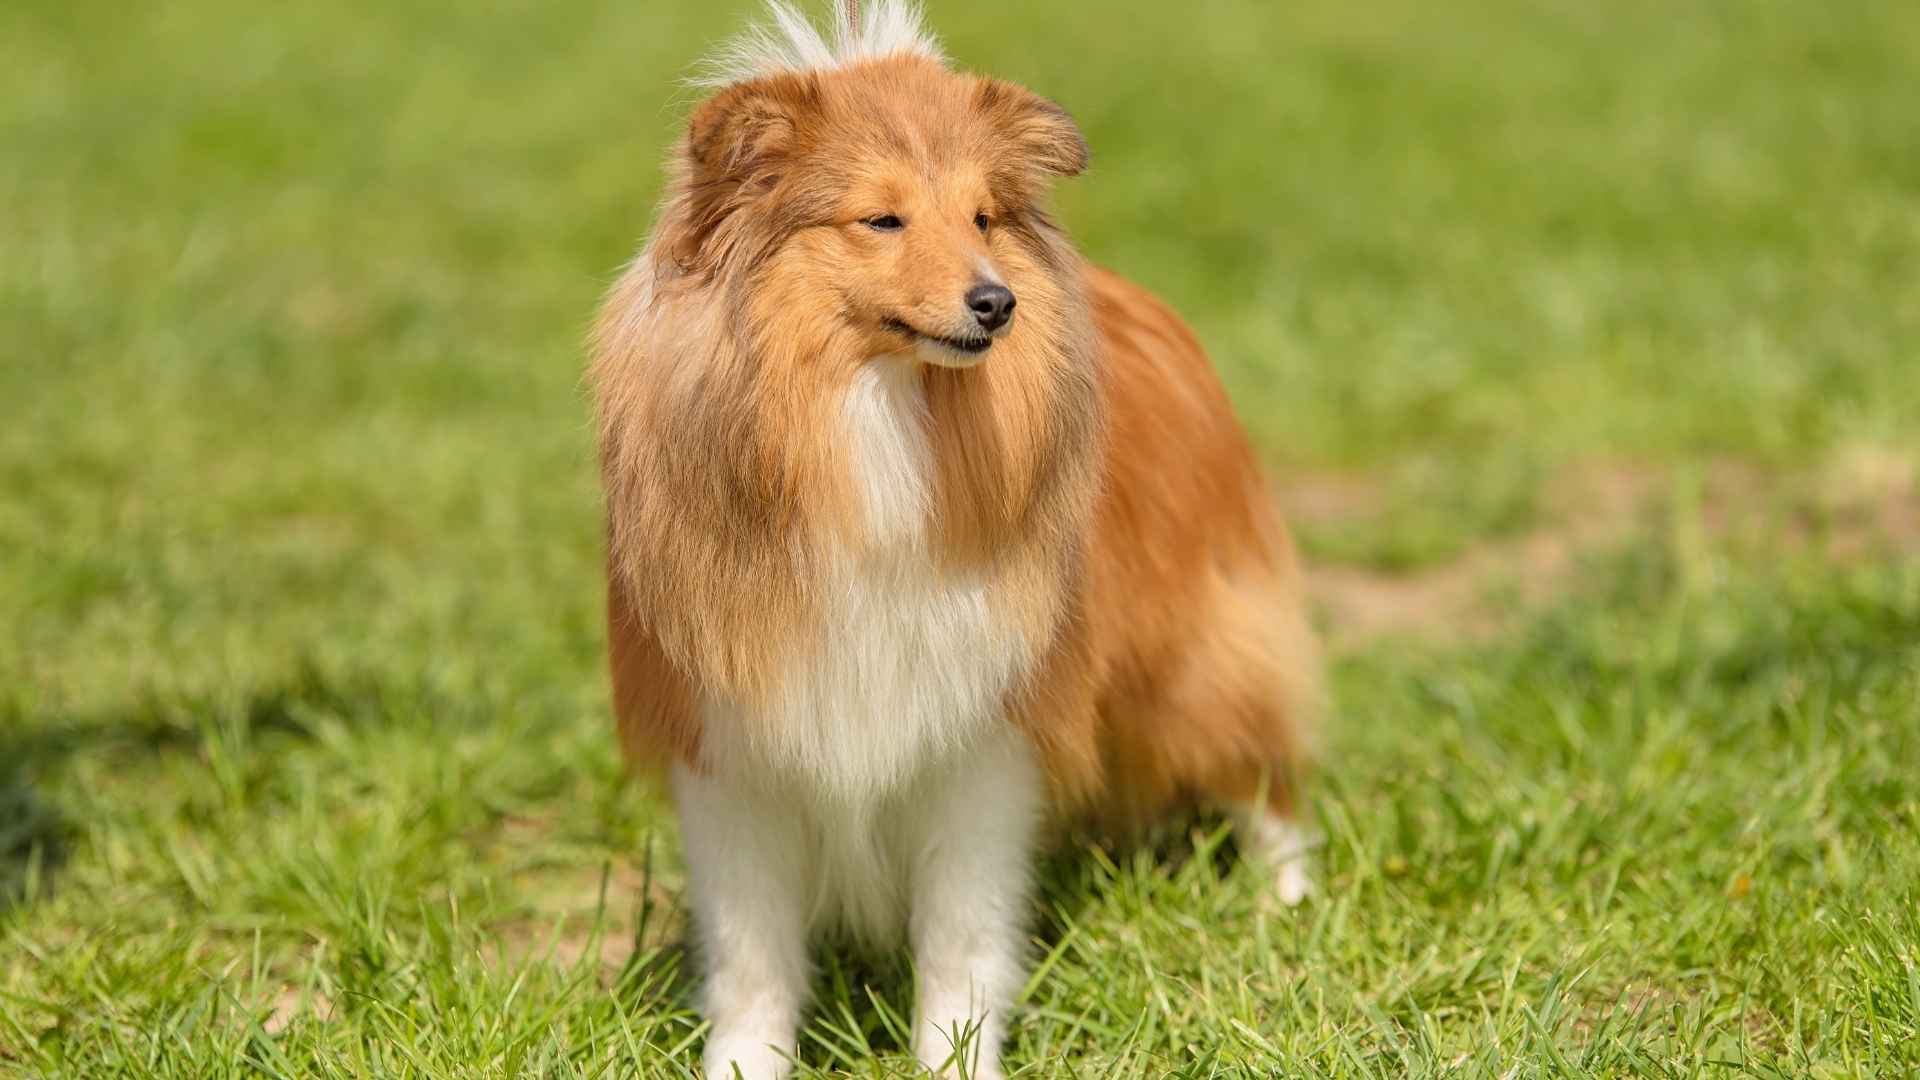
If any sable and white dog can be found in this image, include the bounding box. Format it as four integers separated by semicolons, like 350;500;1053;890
589;3;1321;1076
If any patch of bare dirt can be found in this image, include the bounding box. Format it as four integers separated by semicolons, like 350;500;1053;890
1288;447;1919;650
1803;443;1920;559
483;816;684;979
262;985;334;1035
1291;460;1651;648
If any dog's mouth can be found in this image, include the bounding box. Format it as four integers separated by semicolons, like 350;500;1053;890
883;318;994;358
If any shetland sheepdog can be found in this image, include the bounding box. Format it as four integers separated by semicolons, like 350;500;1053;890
589;2;1321;1076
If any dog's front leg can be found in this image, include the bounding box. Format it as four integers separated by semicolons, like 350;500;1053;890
672;764;812;1080
908;728;1044;1080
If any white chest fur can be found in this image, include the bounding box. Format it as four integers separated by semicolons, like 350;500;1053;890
693;361;1033;941
699;360;1031;808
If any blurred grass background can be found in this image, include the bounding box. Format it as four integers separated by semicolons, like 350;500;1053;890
3;0;1917;1075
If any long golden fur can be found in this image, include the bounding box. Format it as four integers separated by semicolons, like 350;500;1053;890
591;50;1319;831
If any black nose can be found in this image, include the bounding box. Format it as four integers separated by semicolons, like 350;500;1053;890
965;284;1016;332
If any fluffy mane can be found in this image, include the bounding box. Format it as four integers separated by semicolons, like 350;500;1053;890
592;0;1107;775
693;0;945;89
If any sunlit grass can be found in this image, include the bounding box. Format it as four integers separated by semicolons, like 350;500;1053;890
3;0;1918;1074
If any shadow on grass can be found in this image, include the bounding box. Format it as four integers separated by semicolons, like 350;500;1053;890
0;662;415;911
0;757;68;911
1037;810;1250;915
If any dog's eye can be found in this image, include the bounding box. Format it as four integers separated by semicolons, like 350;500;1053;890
973;212;990;233
864;215;904;232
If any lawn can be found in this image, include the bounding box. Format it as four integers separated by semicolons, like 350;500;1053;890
4;0;1918;1075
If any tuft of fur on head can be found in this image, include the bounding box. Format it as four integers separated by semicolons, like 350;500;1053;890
693;0;944;89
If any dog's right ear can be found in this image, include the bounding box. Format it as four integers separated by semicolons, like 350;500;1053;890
670;75;821;271
686;76;817;185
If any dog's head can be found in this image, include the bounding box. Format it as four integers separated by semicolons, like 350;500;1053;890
659;16;1087;370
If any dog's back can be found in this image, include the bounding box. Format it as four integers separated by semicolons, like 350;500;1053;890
1014;267;1321;847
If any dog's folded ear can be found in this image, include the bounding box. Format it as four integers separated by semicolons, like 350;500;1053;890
975;79;1089;180
670;74;822;271
686;75;818;185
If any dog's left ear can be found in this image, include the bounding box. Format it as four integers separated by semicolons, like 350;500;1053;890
976;79;1089;179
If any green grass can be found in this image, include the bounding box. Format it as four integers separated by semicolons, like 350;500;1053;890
3;0;1918;1075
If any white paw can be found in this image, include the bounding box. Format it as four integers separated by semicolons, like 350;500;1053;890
1231;811;1316;907
703;1034;792;1080
1273;854;1313;906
